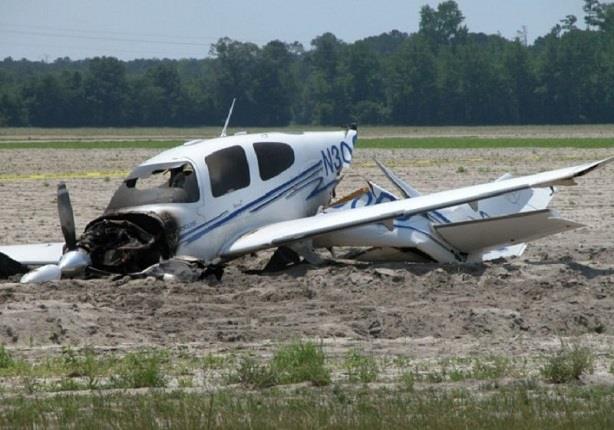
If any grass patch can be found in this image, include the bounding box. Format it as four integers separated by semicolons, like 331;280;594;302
471;356;511;380
272;340;331;386
0;140;181;150
541;344;595;384
231;355;277;389
60;346;103;390
414;356;512;383
1;136;614;150
230;341;331;388
112;350;167;389
399;371;415;391
343;350;379;383
361;137;614;149
1;386;613;429
0;345;14;369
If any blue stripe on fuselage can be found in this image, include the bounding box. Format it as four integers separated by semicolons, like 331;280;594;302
180;161;324;245
250;170;322;213
306;177;338;200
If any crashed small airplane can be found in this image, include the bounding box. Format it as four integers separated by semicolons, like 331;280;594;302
0;103;611;282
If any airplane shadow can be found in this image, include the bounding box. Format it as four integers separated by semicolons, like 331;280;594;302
562;261;614;280
244;259;490;279
525;259;614;280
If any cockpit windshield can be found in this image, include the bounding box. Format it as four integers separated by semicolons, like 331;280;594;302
106;161;200;211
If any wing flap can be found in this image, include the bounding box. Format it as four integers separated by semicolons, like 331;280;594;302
222;158;611;257
434;209;582;254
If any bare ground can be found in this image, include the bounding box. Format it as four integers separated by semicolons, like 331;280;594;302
0;146;613;371
3;124;614;141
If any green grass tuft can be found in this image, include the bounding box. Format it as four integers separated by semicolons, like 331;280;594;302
112;350;167;389
344;350;379;383
231;355;278;389
0;345;14;369
360;137;614;149
541;344;594;384
230;341;331;388
471;356;511;380
61;346;102;390
272;340;331;386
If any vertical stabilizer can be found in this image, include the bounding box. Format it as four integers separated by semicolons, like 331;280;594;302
374;159;421;198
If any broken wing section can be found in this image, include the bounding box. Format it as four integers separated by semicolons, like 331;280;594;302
221;157;611;258
433;209;582;257
0;243;64;265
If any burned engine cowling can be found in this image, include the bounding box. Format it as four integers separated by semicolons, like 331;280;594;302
78;212;178;274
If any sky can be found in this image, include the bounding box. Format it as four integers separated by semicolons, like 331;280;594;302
0;0;587;61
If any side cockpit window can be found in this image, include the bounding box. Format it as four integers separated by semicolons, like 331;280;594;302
253;142;295;181
205;145;250;197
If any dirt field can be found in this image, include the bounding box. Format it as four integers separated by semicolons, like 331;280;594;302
3;124;614;141
0;145;613;387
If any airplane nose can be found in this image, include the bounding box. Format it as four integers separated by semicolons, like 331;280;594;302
20;264;61;284
20;248;91;284
58;248;91;277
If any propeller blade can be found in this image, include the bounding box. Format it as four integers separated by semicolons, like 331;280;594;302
57;182;77;250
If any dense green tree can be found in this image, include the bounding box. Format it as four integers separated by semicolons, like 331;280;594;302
137;64;186;126
419;0;468;46
387;35;437;124
83;57;128;126
301;33;348;125
502;41;535;124
250;41;297;125
361;30;409;56
209;38;268;125
1;1;614;127
342;42;387;123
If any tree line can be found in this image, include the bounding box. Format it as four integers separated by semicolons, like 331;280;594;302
1;0;614;127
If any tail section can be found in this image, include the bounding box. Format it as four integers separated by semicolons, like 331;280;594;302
374;158;421;198
368;162;578;262
474;174;556;219
341;125;358;170
433;209;582;259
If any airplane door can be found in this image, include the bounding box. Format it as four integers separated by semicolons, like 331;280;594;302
201;144;256;230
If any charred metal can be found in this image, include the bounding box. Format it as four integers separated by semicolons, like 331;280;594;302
107;162;199;211
78;212;178;274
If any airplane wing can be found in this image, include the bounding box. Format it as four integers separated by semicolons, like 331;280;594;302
0;243;64;265
221;158;612;257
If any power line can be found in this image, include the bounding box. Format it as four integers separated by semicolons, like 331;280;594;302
0;29;217;47
0;40;205;59
0;21;221;43
0;22;281;46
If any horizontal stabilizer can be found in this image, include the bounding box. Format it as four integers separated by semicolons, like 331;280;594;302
0;243;64;265
434;209;582;254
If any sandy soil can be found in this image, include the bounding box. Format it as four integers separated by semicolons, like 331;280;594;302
0;146;613;366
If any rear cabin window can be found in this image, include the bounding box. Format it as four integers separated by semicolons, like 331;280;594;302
205;145;250;197
253;142;295;181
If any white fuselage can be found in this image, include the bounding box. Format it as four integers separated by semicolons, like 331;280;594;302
105;130;356;263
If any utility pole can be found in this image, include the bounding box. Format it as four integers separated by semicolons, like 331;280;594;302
516;26;528;46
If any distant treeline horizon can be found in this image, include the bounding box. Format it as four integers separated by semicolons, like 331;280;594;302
1;0;614;128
